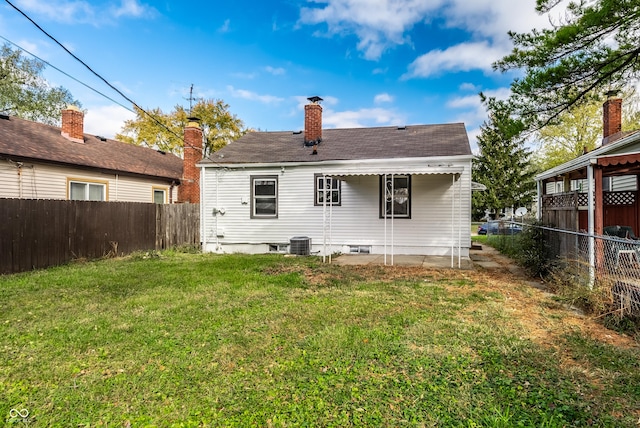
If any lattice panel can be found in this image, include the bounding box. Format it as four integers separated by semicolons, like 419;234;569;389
542;193;578;209
577;193;589;206
604;191;636;206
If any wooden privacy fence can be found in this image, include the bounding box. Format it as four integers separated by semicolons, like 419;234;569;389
0;199;200;274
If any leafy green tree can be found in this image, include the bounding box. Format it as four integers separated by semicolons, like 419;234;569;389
493;0;640;131
116;99;245;156
472;105;537;220
534;88;640;171
533;100;603;171
0;44;79;125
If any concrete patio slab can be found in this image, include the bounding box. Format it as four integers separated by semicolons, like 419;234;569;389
332;253;473;269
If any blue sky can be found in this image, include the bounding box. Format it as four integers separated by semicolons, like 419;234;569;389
0;0;557;151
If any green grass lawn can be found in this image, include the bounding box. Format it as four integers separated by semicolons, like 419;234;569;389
1;252;639;426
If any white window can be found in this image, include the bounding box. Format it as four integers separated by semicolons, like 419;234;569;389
380;175;410;218
315;175;341;206
69;181;106;201
153;188;167;204
251;176;278;218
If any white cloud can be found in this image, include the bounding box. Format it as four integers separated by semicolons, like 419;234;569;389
447;87;511;142
299;0;443;60
83;104;136;139
459;82;480;92
15;0;156;24
16;0;95;23
324;107;406;128
264;66;286;76
374;93;393;104
445;87;512;153
218;19;231;33
403;41;507;79
298;0;562;76
111;0;156;19
231;71;258;79
443;0;553;44
466;126;482;154
227;86;285;104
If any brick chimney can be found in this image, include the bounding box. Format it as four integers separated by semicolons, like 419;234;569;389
179;118;203;203
304;96;323;146
602;93;622;145
61;105;84;143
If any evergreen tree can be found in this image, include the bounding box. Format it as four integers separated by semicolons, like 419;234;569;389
472;106;537;220
493;0;640;132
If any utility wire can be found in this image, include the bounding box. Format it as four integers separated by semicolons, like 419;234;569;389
0;35;135;114
3;0;209;157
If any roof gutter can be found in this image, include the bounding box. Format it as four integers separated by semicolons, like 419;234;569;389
196;154;474;170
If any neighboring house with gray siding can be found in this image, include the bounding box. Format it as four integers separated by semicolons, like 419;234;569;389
198;97;473;263
0;106;183;203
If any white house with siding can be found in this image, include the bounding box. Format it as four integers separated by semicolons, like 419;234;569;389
0;107;184;203
198;97;473;263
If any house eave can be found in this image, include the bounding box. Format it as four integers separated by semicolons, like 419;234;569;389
197;154;473;170
0;154;182;183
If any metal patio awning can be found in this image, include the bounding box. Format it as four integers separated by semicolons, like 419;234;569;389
321;166;463;177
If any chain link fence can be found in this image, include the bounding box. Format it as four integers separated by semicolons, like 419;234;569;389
485;222;640;316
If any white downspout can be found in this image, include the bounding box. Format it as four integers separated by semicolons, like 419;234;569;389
587;163;595;289
458;174;462;268
323;175;327;263
451;175;455;268
391;173;395;266
329;176;333;264
384;174;388;265
115;174;119;201
214;168;219;253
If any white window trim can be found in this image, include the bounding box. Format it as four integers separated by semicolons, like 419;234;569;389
251;175;278;218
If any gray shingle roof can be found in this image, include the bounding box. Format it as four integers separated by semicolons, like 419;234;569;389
202;123;471;165
0;115;183;181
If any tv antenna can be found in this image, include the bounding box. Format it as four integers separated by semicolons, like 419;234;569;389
186;84;199;115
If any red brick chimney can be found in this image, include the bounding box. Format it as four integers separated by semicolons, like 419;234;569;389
304;96;323;145
602;94;622;145
61;105;84;143
179;118;203;203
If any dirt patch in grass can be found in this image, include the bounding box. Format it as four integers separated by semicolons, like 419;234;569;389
265;252;639;353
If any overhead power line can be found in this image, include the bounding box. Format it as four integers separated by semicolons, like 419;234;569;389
0;35;134;114
3;0;210;157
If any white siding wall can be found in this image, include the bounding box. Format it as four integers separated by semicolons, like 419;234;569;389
0;159;178;202
571;176;637;193
611;175;637;191
201;160;471;256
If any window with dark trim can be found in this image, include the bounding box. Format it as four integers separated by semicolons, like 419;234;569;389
379;175;411;218
251;176;278;218
314;174;341;206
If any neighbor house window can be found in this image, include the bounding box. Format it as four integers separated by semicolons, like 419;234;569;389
251;176;278;218
315;174;341;206
68;179;107;201
380;175;410;218
153;188;167;204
